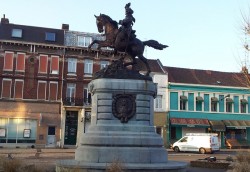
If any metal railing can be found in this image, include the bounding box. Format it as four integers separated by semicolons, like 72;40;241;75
63;97;91;106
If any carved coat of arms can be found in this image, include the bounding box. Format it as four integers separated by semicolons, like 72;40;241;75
112;94;136;123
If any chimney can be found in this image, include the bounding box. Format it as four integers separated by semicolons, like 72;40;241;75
1;14;9;24
62;24;69;30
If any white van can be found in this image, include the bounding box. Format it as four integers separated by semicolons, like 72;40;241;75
172;133;220;154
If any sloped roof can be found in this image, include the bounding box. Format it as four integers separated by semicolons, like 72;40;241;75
0;23;64;45
137;59;166;73
164;66;249;87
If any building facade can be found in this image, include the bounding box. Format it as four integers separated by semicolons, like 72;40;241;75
61;30;113;147
0;16;64;147
165;66;250;148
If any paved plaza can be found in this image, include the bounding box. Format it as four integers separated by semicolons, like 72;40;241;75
0;148;237;171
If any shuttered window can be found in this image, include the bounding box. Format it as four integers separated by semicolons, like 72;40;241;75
49;82;58;101
4;52;14;71
14;80;23;99
39;55;48;73
2;79;12;98
38;81;46;100
16;53;25;71
51;56;59;74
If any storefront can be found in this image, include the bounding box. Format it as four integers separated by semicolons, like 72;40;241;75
0;118;37;147
169;118;210;144
223;120;250;147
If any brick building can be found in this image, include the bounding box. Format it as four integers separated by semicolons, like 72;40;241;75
0;16;64;147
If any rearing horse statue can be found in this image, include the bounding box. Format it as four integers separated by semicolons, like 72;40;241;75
88;14;168;76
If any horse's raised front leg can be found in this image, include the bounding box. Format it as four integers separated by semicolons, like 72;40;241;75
88;40;99;50
88;39;113;51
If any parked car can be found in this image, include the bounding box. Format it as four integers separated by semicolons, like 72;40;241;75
172;133;220;154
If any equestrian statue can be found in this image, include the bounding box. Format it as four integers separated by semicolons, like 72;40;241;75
88;3;168;76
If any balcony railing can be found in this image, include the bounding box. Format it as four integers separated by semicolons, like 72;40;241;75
63;97;91;106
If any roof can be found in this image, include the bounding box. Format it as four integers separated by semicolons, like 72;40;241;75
0;23;64;45
137;59;166;73
164;66;249;87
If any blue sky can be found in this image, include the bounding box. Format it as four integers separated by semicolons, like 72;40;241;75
0;0;249;72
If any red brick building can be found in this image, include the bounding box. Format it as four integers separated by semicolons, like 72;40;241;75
0;16;64;147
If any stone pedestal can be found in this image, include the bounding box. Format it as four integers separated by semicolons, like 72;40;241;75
56;78;187;172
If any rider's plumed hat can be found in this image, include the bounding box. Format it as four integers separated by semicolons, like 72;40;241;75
125;3;134;14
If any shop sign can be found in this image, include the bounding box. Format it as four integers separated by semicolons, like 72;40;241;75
187;125;195;127
0;128;6;137
23;129;31;138
234;126;246;129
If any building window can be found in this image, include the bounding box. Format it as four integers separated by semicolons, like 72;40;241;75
84;59;93;74
1;79;12;98
155;95;163;109
226;98;233;112
39;55;48;73
68;58;77;74
14;80;24;99
12;29;22;38
16;53;25;71
49;82;58;101
180;95;187;110
155;127;163;137
50;56;59;74
211;101;218;112
77;36;92;47
37;81;46;100
66;83;76;104
240;99;248;113
83;86;91;105
45;32;56;41
2;118;36;143
196;96;203;111
211;97;218;112
100;61;109;69
4;52;14;71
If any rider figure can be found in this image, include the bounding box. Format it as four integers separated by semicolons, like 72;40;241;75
116;2;136;45
119;3;135;36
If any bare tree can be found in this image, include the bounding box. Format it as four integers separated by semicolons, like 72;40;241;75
234;7;250;87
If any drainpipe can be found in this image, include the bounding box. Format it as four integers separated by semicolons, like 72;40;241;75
60;47;65;147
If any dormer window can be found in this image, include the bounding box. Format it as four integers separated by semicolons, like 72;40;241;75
45;32;56;41
12;29;22;38
77;36;92;47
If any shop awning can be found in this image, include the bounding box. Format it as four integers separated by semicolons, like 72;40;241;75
223;120;250;129
211;97;219;102
226;98;234;103
196;96;204;102
240;99;248;104
180;96;188;101
170;118;210;128
209;120;226;131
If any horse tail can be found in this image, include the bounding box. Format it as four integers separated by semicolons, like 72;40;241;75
143;40;168;50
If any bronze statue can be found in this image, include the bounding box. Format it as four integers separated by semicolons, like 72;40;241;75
88;3;168;76
115;3;136;44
